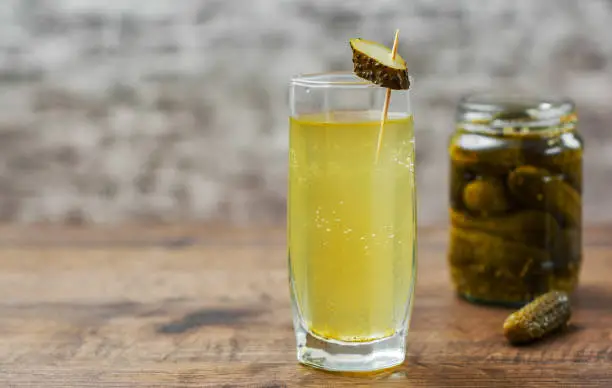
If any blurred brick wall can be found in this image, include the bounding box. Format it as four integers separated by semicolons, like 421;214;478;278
0;0;611;225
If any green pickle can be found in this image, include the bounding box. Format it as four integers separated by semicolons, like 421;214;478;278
449;228;551;304
448;95;582;305
503;291;571;345
450;138;523;175
450;209;559;248
522;134;583;192
462;178;509;215
507;165;581;227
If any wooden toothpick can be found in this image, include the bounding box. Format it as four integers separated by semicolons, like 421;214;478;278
375;29;400;163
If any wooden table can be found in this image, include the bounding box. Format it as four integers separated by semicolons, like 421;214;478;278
0;225;610;387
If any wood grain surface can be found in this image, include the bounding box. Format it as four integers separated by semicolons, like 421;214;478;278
0;225;610;387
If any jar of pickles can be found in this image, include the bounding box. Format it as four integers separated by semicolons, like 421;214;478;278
448;94;583;306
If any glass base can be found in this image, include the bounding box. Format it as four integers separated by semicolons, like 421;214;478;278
294;321;406;372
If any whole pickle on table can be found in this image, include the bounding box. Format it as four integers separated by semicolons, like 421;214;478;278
450;134;524;175
450;209;559;249
462;178;509;215
507;165;581;227
503;291;571;345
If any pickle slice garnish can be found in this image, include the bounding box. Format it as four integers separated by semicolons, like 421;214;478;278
350;38;410;90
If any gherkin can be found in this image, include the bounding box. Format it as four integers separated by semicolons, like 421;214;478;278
350;38;410;90
450;209;559;249
503;291;571;344
462;178;509;215
448;228;551;303
507;165;581;227
449;140;524;175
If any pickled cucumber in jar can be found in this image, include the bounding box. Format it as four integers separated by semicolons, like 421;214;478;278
462;178;509;215
507;165;581;228
448;94;582;306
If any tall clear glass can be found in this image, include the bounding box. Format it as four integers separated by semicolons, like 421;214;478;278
288;72;417;372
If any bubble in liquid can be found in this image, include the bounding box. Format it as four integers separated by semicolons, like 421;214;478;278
326;228;331;232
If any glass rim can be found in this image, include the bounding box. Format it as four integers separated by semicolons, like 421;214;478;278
291;71;414;89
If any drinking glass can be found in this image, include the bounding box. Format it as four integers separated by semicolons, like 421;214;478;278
288;72;417;372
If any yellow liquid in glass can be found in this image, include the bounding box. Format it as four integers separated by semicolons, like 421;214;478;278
289;111;416;342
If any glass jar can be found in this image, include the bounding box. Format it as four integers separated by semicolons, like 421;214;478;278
447;94;583;306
